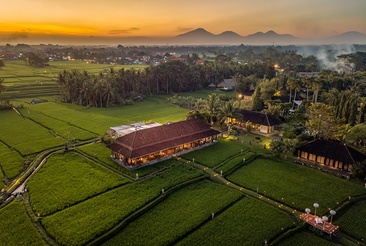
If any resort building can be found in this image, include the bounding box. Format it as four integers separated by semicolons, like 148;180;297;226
108;119;221;169
228;109;282;135
296;139;366;177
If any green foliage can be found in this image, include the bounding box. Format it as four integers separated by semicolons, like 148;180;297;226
24;52;49;67
27;152;129;215
104;180;243;245
178;197;294;246
251;86;264;111
337;200;366;240
306;102;338;139
0;202;47;246
41;164;204;246
227;158;366;215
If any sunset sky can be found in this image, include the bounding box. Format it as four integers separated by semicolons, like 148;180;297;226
1;0;366;44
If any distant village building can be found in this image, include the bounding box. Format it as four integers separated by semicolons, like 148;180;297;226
108;119;221;169
296;139;366;177
296;72;320;78
217;79;236;91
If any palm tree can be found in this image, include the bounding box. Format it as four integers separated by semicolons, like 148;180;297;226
312;79;322;104
219;100;242;135
206;93;221;125
286;77;296;103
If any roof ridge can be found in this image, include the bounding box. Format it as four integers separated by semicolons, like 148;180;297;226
344;143;356;164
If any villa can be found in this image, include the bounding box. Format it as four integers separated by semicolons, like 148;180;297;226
296;139;366;177
228;109;282;135
108;119;221;169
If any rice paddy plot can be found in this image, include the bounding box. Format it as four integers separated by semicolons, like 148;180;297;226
277;231;341;246
0;201;47;246
27;152;129;215
227;158;366;215
177;196;294;246
104;180;243;246
183;138;248;168
40;164;204;246
336;200;366;240
0;151;24;179
20;109;96;140
0;110;64;155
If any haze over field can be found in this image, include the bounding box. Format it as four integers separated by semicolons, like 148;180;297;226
1;0;366;45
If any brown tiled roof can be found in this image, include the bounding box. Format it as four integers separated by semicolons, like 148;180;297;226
239;110;282;126
297;139;366;164
109;119;221;159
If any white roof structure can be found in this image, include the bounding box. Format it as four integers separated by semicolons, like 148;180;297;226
110;122;162;138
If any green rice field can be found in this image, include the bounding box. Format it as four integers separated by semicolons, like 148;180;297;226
0;60;147;99
227;158;366;215
0;201;47;246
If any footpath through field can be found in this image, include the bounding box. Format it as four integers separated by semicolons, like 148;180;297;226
186;160;302;218
187;159;365;246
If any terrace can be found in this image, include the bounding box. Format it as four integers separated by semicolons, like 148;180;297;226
294;157;350;178
300;213;341;237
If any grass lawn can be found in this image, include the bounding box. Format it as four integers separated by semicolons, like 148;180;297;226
177;196;294;246
104;180;243;246
0;201;47;246
183;137;249;168
41;163;204;246
336;200;366;240
24;97;187;135
27;151;129;215
227;157;366;215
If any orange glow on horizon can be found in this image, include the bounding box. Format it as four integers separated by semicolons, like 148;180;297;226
1;23;99;36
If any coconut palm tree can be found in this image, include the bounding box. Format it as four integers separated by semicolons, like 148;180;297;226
219;100;242;135
206;93;221;125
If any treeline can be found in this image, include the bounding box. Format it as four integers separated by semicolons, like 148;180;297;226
57;59;278;107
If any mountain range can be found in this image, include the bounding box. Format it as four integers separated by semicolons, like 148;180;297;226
168;28;366;45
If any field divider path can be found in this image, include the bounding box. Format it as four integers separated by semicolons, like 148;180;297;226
185;158;366;246
185;158;303;220
0;139;95;205
86;175;207;246
74;149;135;182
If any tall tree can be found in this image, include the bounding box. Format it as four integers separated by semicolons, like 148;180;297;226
219;100;242;135
306;103;338;139
251;87;264;111
206;93;221;125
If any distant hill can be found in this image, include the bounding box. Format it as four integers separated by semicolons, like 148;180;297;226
170;28;366;45
243;30;299;45
325;31;366;44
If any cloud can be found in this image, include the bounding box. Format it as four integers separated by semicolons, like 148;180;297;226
2;31;29;42
108;28;140;35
